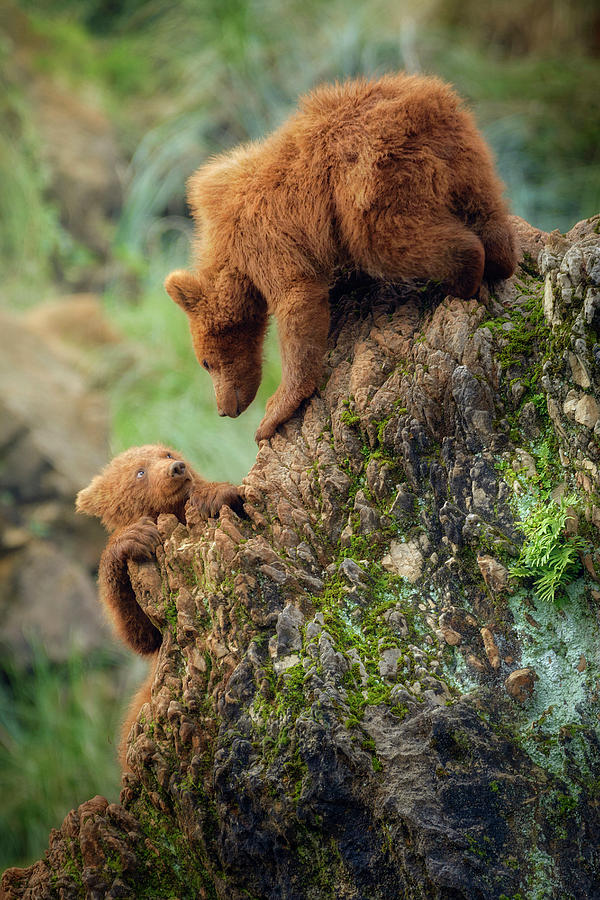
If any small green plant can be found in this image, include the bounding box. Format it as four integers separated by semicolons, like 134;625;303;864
340;408;361;427
510;496;589;604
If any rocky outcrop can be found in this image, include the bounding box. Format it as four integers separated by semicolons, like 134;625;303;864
0;308;112;663
4;216;600;898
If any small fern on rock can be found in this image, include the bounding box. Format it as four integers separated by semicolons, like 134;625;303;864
511;496;589;604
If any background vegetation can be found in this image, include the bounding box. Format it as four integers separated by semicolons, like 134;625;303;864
1;0;599;871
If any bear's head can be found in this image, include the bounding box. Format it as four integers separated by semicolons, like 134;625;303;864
165;269;267;418
76;444;196;531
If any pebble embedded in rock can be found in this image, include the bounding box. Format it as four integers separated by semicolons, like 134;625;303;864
340;522;353;548
477;555;510;594
440;625;462;646
466;654;486;673
381;539;424;583
389;484;417;521
480;627;500;669
575;394;600;429
383;607;409;637
271;603;305;658
339;557;369;586
505;668;536;703
568;351;591;389
379;647;402;680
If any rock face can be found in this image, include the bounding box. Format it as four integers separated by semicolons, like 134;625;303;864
4;216;600;898
0;309;111;663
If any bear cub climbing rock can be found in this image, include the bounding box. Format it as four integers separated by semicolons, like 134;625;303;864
165;72;517;443
76;443;243;765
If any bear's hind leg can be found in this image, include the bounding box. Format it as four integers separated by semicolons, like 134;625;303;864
363;217;485;300
478;214;518;282
435;226;485;300
447;137;518;282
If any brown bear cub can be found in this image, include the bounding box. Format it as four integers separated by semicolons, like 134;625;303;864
165;73;517;443
76;443;243;766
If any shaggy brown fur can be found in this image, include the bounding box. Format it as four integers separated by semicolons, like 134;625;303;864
76;443;243;765
165;73;517;442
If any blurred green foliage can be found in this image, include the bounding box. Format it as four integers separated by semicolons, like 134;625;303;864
0;64;67;302
0;647;141;868
0;0;599;871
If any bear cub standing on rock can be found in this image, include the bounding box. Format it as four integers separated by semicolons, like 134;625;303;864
165;72;517;443
76;444;243;765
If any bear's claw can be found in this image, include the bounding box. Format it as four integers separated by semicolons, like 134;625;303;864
116;517;162;563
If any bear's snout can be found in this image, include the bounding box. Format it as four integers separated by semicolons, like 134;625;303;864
216;388;241;418
169;460;187;477
218;405;240;418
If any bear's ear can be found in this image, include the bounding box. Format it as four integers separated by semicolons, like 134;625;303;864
75;478;104;518
164;270;205;314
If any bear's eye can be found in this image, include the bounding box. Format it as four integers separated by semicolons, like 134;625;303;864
166;453;172;459
202;359;210;371
136;469;145;478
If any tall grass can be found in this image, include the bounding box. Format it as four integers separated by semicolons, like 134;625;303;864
0;63;61;305
0;17;101;306
0;647;143;868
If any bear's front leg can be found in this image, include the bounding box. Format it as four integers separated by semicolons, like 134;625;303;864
110;517;162;565
187;481;245;519
255;283;330;442
100;517;163;655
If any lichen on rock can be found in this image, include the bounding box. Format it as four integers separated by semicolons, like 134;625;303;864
4;215;600;899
